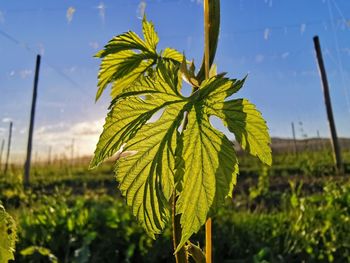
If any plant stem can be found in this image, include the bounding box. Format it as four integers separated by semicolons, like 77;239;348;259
172;193;188;263
204;0;210;78
204;0;213;262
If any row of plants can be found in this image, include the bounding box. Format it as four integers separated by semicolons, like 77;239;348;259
3;180;348;262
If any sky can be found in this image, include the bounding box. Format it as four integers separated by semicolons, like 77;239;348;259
0;0;350;162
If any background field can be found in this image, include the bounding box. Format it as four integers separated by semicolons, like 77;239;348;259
1;138;350;262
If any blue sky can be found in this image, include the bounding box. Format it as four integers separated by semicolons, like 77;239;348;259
0;0;349;161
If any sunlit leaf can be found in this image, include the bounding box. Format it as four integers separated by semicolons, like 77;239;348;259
175;107;238;250
162;48;183;63
115;103;185;236
0;205;16;263
95;17;183;101
208;98;272;165
93;15;271;252
142;15;159;51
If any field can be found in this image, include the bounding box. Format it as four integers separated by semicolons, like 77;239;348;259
1;139;350;262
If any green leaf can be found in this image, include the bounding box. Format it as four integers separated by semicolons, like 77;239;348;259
0;205;16;263
96;49;155;101
198;75;245;102
93;17;271;251
95;18;157;101
95;31;149;58
95;17;183;101
207;98;272;165
175;106;238;250
20;246;57;263
91;63;185;168
92;63;187;236
91;97;168;168
162;48;183;63
142;15;159;51
115;103;186;237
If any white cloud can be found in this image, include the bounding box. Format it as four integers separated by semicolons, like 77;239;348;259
34;120;104;157
97;2;106;23
38;43;45;55
71;120;104;136
190;0;203;5
2;118;12;123
19;69;32;79
300;23;306;35
137;1;146;19
264;0;273;7
264;28;270;40
66;6;76;24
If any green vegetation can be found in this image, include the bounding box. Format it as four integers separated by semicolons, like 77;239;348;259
0;149;349;262
0;152;350;262
0;204;16;263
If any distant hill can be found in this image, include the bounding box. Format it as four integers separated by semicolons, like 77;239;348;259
233;137;350;154
269;137;350;153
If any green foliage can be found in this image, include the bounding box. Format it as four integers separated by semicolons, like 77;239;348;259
285;182;350;262
2;173;349;262
15;191;160;263
92;16;271;249
249;165;270;201
20;246;57;263
0;204;17;263
94;16;182;101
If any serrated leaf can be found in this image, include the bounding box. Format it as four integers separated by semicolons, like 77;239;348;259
142;16;159;51
209;64;217;78
92;63;187;237
115;103;185;236
180;56;199;87
112;64;182;102
96;49;156;101
109;59;155;99
90;97;167;168
197;75;245;102
96;31;149;58
175;106;238;250
0;205;16;263
93;16;271;250
207;98;272;165
162;48;183;63
95;17;183;101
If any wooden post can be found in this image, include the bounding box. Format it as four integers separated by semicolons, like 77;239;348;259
313;36;342;172
24;54;41;187
291;122;298;156
0;139;5;170
4;122;13;174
